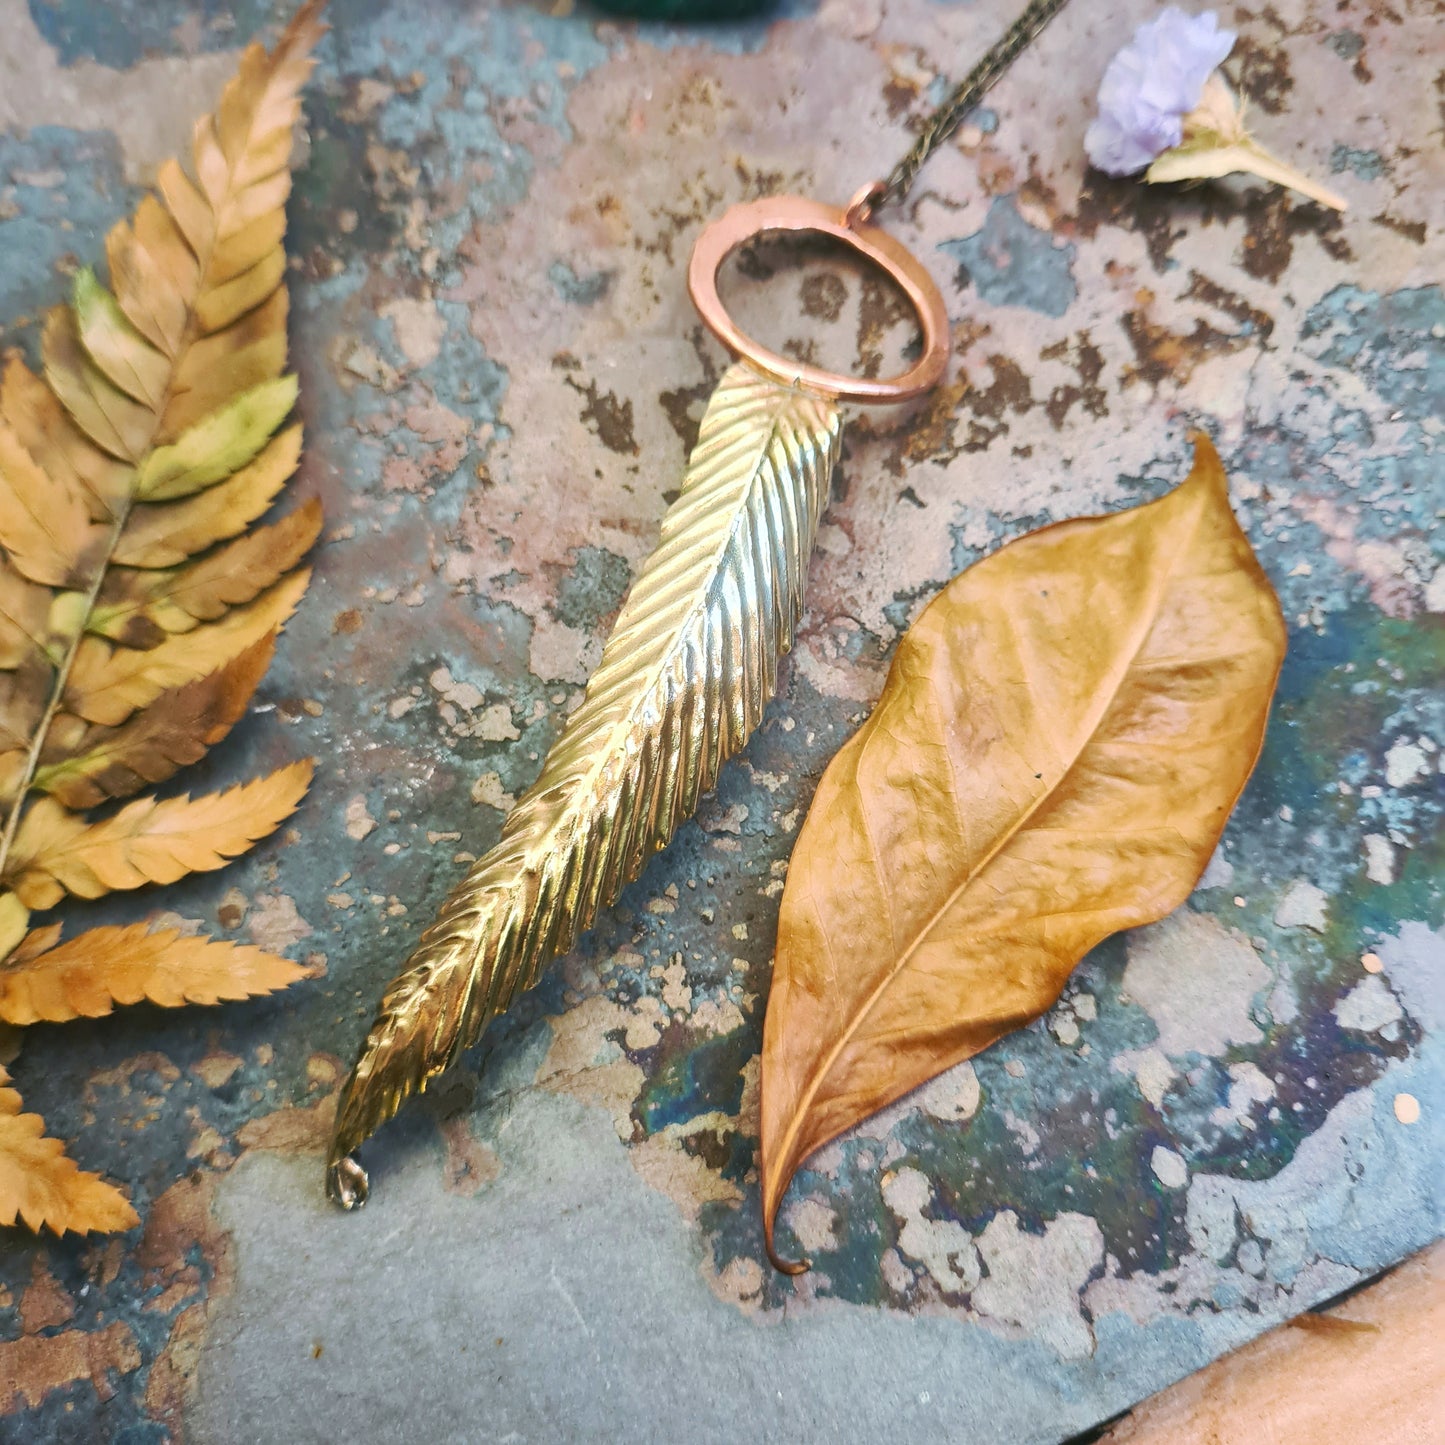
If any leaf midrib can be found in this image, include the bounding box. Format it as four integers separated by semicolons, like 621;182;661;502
771;482;1210;1189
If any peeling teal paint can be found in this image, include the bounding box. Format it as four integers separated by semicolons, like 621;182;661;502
0;128;138;350
27;0;275;65
939;196;1079;318
1329;144;1384;179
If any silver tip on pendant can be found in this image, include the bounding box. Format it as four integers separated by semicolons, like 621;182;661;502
326;1155;370;1210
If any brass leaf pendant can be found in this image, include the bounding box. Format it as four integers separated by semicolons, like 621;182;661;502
327;362;841;1203
329;185;948;1204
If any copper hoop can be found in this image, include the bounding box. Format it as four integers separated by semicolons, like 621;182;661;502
687;190;950;405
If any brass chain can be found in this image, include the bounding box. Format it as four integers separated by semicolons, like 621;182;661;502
876;0;1074;211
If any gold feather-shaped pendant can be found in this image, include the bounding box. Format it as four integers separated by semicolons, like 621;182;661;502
328;190;949;1205
327;363;841;1203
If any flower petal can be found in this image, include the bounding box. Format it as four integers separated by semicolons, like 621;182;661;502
1087;7;1237;174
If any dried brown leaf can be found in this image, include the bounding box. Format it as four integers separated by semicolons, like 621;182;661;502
91;503;320;645
0;569;49;670
760;437;1288;1271
104;212;185;356
0;893;28;962
138;374;296;501
158;293;290;443
0;664;49;754
34;632;277;809
8;922;62;966
0;754;26;817
0;922;308;1024
0;1067;137;1234
0;1;325;1235
0;421;103;587
112;194;195;353
196;247;286;335
72;269;170;409
42;309;153;463
0;354;132;521
64;568;310;726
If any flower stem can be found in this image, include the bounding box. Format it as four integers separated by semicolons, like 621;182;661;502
1234;138;1347;212
1147;139;1347;212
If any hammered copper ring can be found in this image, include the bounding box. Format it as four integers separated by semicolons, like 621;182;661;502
687;189;950;404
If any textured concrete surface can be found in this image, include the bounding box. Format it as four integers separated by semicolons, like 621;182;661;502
0;0;1440;1440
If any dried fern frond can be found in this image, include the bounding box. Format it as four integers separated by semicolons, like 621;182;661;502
0;1;326;1236
0;921;309;1025
0;1066;138;1235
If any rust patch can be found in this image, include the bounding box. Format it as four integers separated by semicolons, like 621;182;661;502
1371;212;1427;245
657;326;723;451
881;74;922;123
955;353;1035;454
235;1092;337;1154
0;1322;140;1411
888;376;969;472
1040;332;1109;430
191;1051;243;1091
144;1302;210;1437
439;1115;501;1196
1019;160;1063;229
567;374;640;457
800;272;847;324
1238;189;1352;284
1073;177;1191;274
137;1172;233;1304
19;1258;75;1334
1075;170;1349;284
871;344;1035;475
136;1169;235;1437
856;272;915;383
680;1124;734;1172
1120;274;1275;388
1234;35;1294;115
1183;271;1276;344
146;1268;203;1316
86;1051;181;1099
88;1238;125;1289
1121;294;1249;387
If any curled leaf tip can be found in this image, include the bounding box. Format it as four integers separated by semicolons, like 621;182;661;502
763;1213;811;1275
326;1154;369;1211
765;1240;811;1277
1185;428;1226;480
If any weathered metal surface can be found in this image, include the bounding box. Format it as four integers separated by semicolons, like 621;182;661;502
0;0;1439;1440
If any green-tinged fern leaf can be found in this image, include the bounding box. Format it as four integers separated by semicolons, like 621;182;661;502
0;1;327;1236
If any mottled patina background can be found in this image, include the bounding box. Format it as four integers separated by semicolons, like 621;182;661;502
0;0;1440;1440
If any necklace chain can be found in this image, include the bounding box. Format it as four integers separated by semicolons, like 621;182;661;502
876;0;1074;211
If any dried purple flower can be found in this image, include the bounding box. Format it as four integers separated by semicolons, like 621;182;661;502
1085;8;1237;176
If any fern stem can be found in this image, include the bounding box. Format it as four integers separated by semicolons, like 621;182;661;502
0;504;134;883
